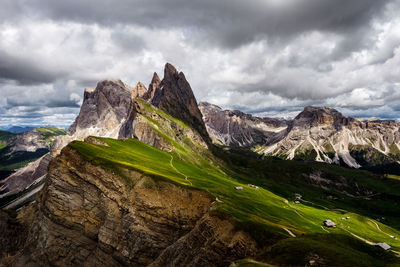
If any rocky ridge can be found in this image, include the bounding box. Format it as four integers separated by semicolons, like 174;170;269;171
1;63;208;209
200;104;400;170
199;102;287;147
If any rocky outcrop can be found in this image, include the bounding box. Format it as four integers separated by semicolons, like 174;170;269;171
199;102;287;147
67;80;135;140
290;106;352;130
152;63;210;142
132;82;147;99
143;72;162;102
11;129;53;153
0;154;50;203
12;145;256;266
150;214;257;266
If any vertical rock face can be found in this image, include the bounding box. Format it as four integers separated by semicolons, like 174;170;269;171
13;146;256;266
68;80;134;139
131;82;148;99
153;63;210;142
51;80;138;155
143;72;162;102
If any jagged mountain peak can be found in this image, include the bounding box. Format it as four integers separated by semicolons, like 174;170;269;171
58;63;211;150
154;63;210;142
132;81;147;99
164;62;179;78
143;72;161;102
151;71;161;82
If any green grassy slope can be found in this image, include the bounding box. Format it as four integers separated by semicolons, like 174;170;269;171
69;135;400;264
66;101;400;265
36;127;67;137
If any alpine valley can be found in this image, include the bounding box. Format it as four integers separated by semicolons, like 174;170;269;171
1;64;400;266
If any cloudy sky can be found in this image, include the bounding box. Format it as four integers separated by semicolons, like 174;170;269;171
1;0;400;128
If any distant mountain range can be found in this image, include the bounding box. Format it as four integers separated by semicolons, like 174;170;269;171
0;127;66;189
200;102;400;174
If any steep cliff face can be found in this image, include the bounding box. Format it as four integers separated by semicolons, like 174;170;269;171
152;64;210;143
143;72;162;102
132;82;147;99
14;145;256;266
58;79;135;147
199;102;287;147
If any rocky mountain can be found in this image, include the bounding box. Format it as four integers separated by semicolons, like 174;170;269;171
199;102;288;147
1;63;208;209
149;63;210;142
201;104;400;172
259;106;400;171
0;127;66;180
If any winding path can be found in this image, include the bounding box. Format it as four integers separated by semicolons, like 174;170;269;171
283;227;296;237
341;228;375;245
368;219;396;238
169;154;192;186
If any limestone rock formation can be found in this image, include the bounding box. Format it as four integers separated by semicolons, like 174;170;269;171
152;63;210;142
261;106;400;168
0;154;50;208
199;102;287;147
143;72;162;102
201;104;400;170
132;82;147;99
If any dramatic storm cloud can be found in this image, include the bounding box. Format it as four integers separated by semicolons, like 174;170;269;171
1;0;400;127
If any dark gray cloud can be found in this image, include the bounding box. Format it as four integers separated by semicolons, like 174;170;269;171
0;50;64;85
0;0;400;127
8;0;390;49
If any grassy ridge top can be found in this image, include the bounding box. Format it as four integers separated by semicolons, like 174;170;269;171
70;137;400;256
35;127;67;137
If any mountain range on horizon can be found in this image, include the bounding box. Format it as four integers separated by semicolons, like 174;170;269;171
1;63;400;266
